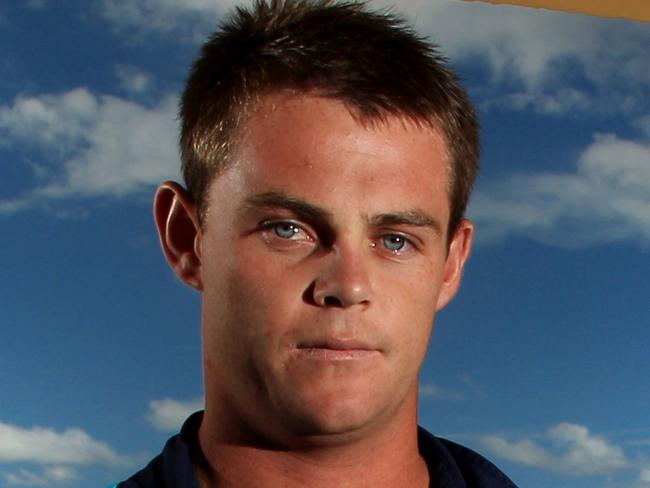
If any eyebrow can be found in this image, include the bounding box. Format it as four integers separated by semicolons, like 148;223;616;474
240;191;442;236
368;211;442;236
239;191;333;226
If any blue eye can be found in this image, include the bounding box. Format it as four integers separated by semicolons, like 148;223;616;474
382;234;408;252
273;223;300;239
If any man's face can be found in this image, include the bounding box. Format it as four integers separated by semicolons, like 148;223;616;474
195;94;471;445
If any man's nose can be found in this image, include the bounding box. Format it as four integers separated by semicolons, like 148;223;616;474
310;245;372;308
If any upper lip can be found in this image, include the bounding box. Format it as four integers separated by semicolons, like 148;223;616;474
297;338;377;351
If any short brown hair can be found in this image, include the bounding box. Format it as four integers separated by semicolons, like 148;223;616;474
180;0;479;237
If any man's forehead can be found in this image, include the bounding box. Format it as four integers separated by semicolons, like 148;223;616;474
234;95;450;190
234;93;451;165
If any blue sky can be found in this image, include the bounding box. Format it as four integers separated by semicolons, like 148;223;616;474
1;1;649;487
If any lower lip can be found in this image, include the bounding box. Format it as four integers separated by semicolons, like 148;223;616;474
296;348;378;360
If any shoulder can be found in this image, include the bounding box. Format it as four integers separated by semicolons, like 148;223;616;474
418;427;518;488
115;412;203;488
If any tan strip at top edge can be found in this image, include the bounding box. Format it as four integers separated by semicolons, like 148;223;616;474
462;0;650;22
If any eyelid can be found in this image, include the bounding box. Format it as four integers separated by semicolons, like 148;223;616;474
259;218;304;229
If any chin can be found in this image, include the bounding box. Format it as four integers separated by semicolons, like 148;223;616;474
278;386;391;442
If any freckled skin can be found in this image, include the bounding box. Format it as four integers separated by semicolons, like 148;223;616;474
192;94;472;452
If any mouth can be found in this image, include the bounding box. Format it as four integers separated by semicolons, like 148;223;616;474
295;338;380;360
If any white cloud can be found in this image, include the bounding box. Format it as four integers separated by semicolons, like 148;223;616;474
99;0;239;40
115;65;153;94
0;88;99;152
0;199;31;216
2;466;79;487
470;130;650;248
640;467;650;482
376;0;649;115
419;382;464;401
0;421;128;466
146;398;203;432
0;88;180;213
482;422;629;475
27;0;48;9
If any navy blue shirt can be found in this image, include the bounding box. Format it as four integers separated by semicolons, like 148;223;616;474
118;411;517;487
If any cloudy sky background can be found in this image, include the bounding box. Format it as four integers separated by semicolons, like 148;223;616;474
1;1;649;487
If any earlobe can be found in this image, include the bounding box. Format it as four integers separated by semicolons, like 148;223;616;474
435;219;474;311
154;181;204;291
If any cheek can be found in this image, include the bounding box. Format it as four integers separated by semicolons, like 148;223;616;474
203;245;309;359
381;265;440;354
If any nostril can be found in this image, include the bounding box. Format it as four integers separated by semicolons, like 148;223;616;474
308;265;372;307
303;282;345;307
302;282;317;305
323;295;343;307
303;281;346;307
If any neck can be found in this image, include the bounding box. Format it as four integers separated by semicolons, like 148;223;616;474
196;390;429;488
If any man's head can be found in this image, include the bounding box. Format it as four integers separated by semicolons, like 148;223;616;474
180;0;479;238
155;0;477;449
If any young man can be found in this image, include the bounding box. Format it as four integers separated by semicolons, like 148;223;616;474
119;0;517;486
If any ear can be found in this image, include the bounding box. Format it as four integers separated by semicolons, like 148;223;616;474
435;219;474;311
154;181;203;291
